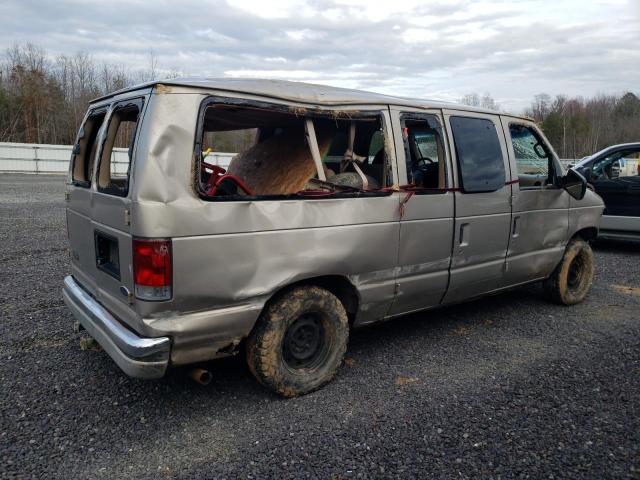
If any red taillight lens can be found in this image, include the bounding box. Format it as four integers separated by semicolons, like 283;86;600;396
133;238;172;301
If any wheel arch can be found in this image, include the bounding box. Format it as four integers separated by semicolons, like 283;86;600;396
261;275;360;325
571;226;598;242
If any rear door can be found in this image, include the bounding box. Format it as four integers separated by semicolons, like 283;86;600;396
67;107;108;296
441;110;512;303
67;96;147;325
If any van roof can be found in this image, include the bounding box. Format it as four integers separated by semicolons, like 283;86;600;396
93;77;528;119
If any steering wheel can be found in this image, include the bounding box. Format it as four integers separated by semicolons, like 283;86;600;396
415;157;434;168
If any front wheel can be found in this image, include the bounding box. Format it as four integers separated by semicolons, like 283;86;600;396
544;238;594;305
246;286;349;397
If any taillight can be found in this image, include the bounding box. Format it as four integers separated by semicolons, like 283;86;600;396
133;238;172;301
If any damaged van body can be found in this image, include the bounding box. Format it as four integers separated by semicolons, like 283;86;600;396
63;78;604;396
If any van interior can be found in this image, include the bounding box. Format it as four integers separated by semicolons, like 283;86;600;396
198;105;392;199
401;119;446;190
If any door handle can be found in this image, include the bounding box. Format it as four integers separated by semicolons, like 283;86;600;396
459;223;469;247
512;216;519;237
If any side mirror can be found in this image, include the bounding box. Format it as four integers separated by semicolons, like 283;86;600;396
533;143;547;159
562;168;587;200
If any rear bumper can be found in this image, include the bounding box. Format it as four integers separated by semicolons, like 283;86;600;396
62;275;170;379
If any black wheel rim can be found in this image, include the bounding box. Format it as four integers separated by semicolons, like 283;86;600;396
567;254;585;290
282;313;326;370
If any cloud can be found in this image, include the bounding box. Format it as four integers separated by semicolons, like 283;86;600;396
1;0;638;112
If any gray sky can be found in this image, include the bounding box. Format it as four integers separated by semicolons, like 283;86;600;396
2;0;639;112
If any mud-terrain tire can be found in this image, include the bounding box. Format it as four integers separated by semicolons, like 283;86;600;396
544;238;594;305
246;286;349;397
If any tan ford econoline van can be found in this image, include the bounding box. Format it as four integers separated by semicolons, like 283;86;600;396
63;78;603;396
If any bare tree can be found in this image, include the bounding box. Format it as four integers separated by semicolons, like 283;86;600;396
1;42;638;156
460;92;499;111
460;93;480;107
480;93;499;111
527;93;552;123
138;50;159;83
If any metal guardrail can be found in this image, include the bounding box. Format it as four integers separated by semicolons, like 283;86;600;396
0;142;130;174
0;142;235;174
1;142;592;176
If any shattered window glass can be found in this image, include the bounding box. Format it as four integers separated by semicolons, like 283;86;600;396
72;110;106;186
509;124;550;177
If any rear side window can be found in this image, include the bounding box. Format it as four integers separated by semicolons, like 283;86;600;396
450;116;505;193
97;99;143;197
71;110;106;186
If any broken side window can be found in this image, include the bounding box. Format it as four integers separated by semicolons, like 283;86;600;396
321;120;389;191
196;101;392;200
97;99;143;197
71;109;106;187
509;123;552;188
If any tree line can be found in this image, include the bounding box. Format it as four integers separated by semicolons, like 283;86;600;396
524;92;640;159
461;91;640;159
1;43;638;160
0;43;169;145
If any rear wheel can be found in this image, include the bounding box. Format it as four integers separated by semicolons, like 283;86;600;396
246;286;349;397
544;238;594;305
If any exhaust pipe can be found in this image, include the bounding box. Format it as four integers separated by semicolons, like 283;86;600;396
189;368;212;386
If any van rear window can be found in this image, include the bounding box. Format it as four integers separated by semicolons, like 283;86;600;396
71;110;106;186
97;99;143;197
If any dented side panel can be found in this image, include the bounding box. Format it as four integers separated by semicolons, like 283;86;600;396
502;187;569;285
130;91;202;207
169;218;399;317
500;116;581;285
67;86;604;369
127;93;401;357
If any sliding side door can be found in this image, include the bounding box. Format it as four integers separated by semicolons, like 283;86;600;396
442;110;513;304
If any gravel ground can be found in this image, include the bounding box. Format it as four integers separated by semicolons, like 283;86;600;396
1;173;639;479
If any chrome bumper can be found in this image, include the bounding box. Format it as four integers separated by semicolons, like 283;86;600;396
62;276;170;379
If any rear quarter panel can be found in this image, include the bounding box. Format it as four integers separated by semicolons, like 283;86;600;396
130;94;401;331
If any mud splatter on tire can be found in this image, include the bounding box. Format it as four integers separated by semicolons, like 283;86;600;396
246;286;349;397
544;238;594;305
